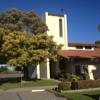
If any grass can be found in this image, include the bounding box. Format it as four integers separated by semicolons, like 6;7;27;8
0;77;58;89
48;89;100;100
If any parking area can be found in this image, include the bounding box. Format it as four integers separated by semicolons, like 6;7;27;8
0;90;67;100
0;92;20;100
19;90;66;100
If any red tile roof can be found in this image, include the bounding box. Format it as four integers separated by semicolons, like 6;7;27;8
68;42;96;47
60;49;100;59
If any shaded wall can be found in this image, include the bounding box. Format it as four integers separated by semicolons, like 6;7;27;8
50;61;59;76
65;61;100;80
40;64;47;78
28;66;37;79
65;61;73;74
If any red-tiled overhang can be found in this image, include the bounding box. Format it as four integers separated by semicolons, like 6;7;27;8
60;49;100;59
68;42;96;47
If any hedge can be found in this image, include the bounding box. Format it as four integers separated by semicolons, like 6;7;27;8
71;80;100;90
58;82;70;90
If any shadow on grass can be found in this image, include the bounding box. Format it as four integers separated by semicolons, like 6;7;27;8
84;94;100;100
0;77;21;85
0;77;42;85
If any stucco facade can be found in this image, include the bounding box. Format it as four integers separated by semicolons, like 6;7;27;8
42;12;68;50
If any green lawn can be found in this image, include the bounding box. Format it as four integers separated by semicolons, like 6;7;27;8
48;89;100;100
0;78;58;89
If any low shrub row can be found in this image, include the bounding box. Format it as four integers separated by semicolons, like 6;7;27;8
58;82;70;90
58;80;100;90
71;80;100;90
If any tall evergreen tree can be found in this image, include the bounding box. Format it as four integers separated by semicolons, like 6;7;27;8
0;8;63;79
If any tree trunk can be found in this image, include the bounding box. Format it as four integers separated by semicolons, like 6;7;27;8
23;66;29;80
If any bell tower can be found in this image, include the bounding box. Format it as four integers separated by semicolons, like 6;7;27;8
42;12;68;50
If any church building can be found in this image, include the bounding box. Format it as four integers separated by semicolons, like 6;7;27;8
29;12;100;80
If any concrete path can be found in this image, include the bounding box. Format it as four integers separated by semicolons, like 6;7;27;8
0;90;67;100
0;85;67;100
19;90;67;100
0;85;58;93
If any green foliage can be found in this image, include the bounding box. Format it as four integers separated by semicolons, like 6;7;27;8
58;78;67;82
2;32;63;68
58;71;82;82
71;74;82;81
0;8;63;70
0;8;64;79
95;40;100;48
71;80;100;90
58;70;66;78
80;74;90;80
0;66;8;72
0;8;48;34
0;8;49;64
65;73;71;81
95;40;100;44
58;82;70;90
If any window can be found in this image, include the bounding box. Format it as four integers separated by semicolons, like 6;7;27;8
85;46;92;50
81;65;88;74
59;19;63;37
75;65;88;75
76;46;83;49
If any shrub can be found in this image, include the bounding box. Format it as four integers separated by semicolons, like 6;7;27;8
71;74;81;81
80;74;90;80
58;82;70;90
0;66;8;73
58;71;72;81
58;78;67;82
71;80;100;90
65;73;71;81
58;71;90;82
58;70;66;78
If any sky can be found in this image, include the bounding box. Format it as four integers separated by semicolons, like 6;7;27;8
0;0;100;43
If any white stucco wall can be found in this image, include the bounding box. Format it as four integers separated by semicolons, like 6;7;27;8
41;12;68;79
88;65;96;80
68;46;76;50
42;12;68;50
47;59;50;79
88;64;100;80
37;64;40;78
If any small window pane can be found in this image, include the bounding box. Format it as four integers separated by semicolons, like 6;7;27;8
81;65;88;74
76;46;83;49
85;46;92;49
59;19;63;37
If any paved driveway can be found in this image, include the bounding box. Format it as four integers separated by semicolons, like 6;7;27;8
0;92;19;100
19;90;67;100
0;90;67;100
